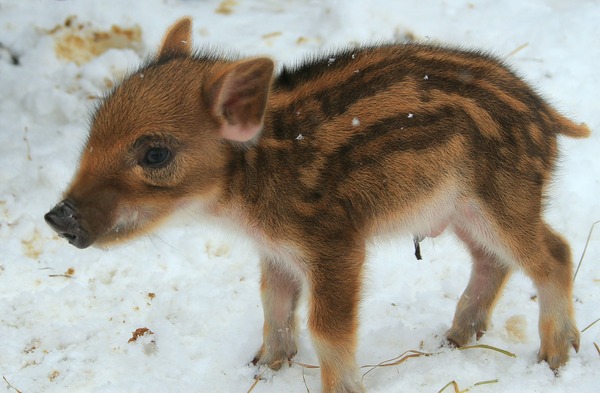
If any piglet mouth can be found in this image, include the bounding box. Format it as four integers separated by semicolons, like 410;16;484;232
44;199;95;249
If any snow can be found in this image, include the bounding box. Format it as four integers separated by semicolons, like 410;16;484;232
0;0;599;392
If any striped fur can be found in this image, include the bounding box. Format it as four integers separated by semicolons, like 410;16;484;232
48;18;590;393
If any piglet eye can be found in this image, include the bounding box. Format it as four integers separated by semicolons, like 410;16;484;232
142;147;171;168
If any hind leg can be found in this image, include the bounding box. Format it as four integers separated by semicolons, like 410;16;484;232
526;224;580;368
491;219;579;369
447;227;512;346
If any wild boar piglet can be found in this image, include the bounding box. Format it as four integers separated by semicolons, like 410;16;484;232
46;17;589;393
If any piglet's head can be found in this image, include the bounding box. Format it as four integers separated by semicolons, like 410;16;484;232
45;18;274;248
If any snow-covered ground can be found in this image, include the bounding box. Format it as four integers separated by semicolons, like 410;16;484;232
1;1;598;392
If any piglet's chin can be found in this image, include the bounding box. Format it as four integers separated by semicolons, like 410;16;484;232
94;209;165;247
92;223;136;247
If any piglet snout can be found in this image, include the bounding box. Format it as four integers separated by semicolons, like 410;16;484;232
45;199;92;249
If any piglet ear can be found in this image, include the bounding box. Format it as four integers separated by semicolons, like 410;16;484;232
205;58;274;142
158;17;192;60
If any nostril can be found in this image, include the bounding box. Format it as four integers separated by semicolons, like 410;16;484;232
61;232;77;242
44;211;63;230
57;198;77;217
45;199;77;225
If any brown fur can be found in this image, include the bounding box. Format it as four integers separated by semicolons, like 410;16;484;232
46;18;590;393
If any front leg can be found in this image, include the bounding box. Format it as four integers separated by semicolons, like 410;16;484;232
309;242;366;393
252;256;302;370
